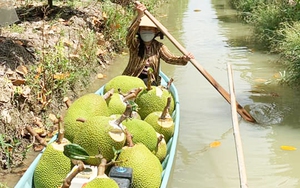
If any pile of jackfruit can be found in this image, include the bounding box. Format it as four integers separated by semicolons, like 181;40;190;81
33;75;176;188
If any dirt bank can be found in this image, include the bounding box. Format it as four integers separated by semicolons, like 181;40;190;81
0;1;124;186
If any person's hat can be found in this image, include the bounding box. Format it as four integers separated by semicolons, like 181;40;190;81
139;15;157;28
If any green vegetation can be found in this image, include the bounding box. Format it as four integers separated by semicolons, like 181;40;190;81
276;21;300;85
229;0;300;86
0;134;28;169
0;182;10;188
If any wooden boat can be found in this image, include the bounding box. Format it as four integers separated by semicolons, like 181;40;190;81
15;71;180;188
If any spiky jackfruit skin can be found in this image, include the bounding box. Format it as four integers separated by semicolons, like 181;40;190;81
64;93;109;142
106;93;127;116
117;144;162;188
135;86;175;119
122;118;157;152
144;111;174;143
33;140;71;188
73;116;126;165
153;135;167;162
83;177;119;188
103;75;146;94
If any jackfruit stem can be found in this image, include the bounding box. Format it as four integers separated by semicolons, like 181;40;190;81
156;134;164;149
125;130;134;147
97;158;107;176
103;88;114;100
56;116;65;144
166;78;174;91
114;104;132;127
121;87;143;102
63;97;72;108
61;160;85;188
160;97;171;120
146;70;155;90
76;117;86;123
25;125;47;147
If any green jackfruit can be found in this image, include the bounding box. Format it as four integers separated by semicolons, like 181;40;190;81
135;86;175;119
106;93;127;116
117;143;162;188
104;75;146;94
83;177;119;188
33;138;72;188
122;118;157;152
144;111;174;143
73;116;126;165
64;93;109;142
153;133;167;162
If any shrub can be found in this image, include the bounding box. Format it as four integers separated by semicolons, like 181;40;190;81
276;21;300;86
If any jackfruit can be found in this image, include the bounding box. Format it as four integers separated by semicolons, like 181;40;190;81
83;177;119;188
33;138;72;188
153;133;167;162
73;116;126;165
106;93;127;116
104;75;146;94
83;159;119;188
144;111;174;143
122;118;157;152
117;143;162;188
135;85;175;119
64;93;109;142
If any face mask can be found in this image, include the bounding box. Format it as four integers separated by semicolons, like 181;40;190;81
140;31;155;42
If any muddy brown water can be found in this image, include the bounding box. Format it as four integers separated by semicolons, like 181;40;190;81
6;0;300;187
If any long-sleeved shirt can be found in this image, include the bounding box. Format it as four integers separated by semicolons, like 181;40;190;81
122;16;188;85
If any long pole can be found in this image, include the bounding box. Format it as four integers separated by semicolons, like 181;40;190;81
141;8;256;123
227;63;248;188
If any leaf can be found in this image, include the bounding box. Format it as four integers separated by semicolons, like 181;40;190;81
10;78;25;86
209;141;221;148
280;145;297;151
53;72;70;80
16;65;28;76
97;73;105;79
63;143;91;160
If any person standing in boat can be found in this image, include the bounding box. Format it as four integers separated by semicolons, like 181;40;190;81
122;2;194;86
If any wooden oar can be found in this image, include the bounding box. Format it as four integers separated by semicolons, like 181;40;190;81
227;63;248;188
140;5;256;123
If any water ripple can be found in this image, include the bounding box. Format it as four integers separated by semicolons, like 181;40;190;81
248;103;284;125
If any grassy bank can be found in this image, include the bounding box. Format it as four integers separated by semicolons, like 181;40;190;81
229;0;300;87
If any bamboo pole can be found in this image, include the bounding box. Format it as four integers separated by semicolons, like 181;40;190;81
227;63;248;188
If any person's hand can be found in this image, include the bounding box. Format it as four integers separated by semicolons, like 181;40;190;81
183;52;194;61
134;1;146;17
